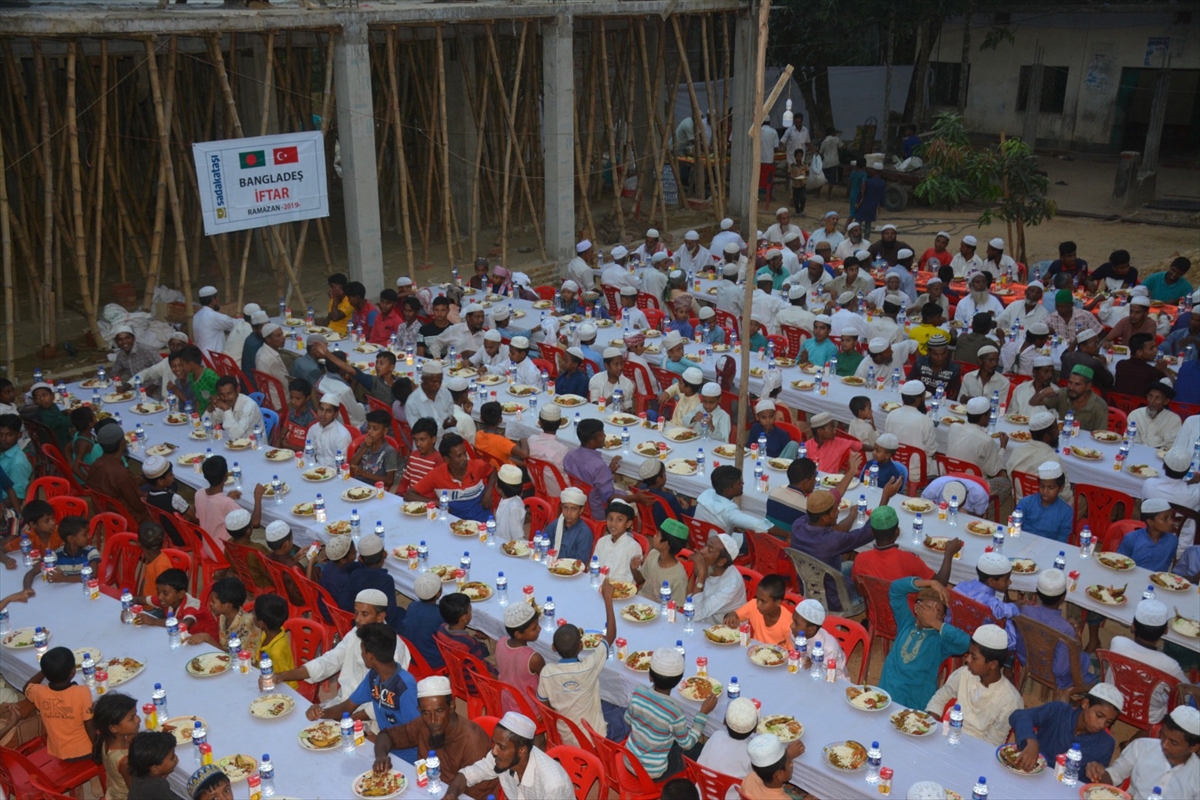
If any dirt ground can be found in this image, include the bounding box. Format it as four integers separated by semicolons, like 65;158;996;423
7;153;1199;382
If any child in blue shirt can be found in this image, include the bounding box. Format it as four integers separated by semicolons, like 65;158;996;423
46;516;99;581
747;399;798;459
1015;463;1074;543
858;433;908;492
399;573;445;669
1117;499;1179;573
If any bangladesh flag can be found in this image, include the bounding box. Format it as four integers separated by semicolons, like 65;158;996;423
239;150;266;169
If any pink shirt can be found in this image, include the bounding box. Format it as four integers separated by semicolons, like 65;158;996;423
496;639;540;714
194;488;242;547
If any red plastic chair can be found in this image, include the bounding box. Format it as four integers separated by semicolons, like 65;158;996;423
346;434;403;463
526;688;596;752
475;715;501;737
1;744;104;800
251;369;288;415
585;721;662;800
1072;483;1136;548
367;395;407;457
36;444;82;493
686;516;724;552
602;285;622;318
163;549;196;594
87;490;140;535
622;360;657;411
826;614;871;684
949;592;996;633
644;308;666;330
1098;520;1142;554
651;366;681;396
736;565;764;600
854;574;898;659
1106;407;1128;436
538;343;565;375
780;325;810;359
1097;648;1183;731
714;309;740;339
88;512;128;552
636;291;661;311
399;635;445;681
1169;400;1200;418
470;670;546;736
222;541;270;597
283;618;329;702
894;443;929;496
434;634;489;717
746;531;798;592
524;497;554;540
22;476;73;505
685;756;740;800
775;421;804;445
549;744;606;800
1106;392;1142;416
96;532;144;597
1010;470;1040;503
526;455;569;500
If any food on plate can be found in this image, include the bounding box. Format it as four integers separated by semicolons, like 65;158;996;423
342;486;374;501
554;394;586;407
164;412;189;425
703;625;739;644
610;581;636;600
966;520;996;536
840;376;866;386
132;402;166;414
1091;430;1121;443
1008;430;1031;442
1006;413;1029;424
767;458;792;471
548;558;585;577
1010;558;1037;574
428;565;457;582
105;657;144;686
774;357;797;367
1111;345;1129;355
265;448;293;461
249;693;295;718
997;743;1046;774
625;650;653;671
476;374;503;385
177;452;206;466
820;474;858;489
635;441;667;457
901;498;934;513
189;430;211;440
1149;572;1191;591
508;385;537;397
791;380;816;390
80;378;111;388
948;403;968;415
161;716;205;745
747;644;787;667
146;443;176;456
450;520;482;537
941;416;964;425
890;708;937;736
216;754;258;782
533;300;553;309
291;502;315;516
880;401;901;412
225;437;252;450
1;628;45;648
666;458;699;475
1127;464;1158;478
664;428;699;442
603;435;623;449
326;520;353;536
299;721;343;750
686;354;705;364
1097;552;1135;571
501;540;532;558
758;715;803;742
302;467;336;481
354;343;380;354
500;402;525;414
678;676;723;701
1080;786;1131;800
621;603;657;622
103;391;135;403
262;482;290;496
607;413;639;426
823;740;868;771
402;501;428;515
461;582;494;602
800;364;820;374
923;536;960;557
580;631;604;650
1070;446;1101;460
185;653;231;677
354;770;406;798
713;444;743;458
1171;614;1199;638
1086;585;1127;605
845;685;891;710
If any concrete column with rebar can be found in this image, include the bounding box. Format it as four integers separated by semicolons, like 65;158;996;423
726;10;756;222
543;12;576;267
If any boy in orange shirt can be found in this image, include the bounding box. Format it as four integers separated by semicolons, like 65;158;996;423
722;574;794;647
22;646;95;760
134;521;172;598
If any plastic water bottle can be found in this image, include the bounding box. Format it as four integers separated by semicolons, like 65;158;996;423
810;641;824;679
228;632;241;657
259;753;275;797
496;572;508;607
754;461;764;485
726;677;740;700
972;776;988;800
341;712;355;755
373;520;385;545
485;515;497;547
867;364;876;386
0;607;9;636
192;720;206;763
948;496;959;527
542;596;556;631
41;549;57;580
349;509;361;541
1143;585;1156;601
271;475;283;505
987;411;997;435
439;491;449;521
1079;525;1092;558
1148;787;1163;800
758;433;768;453
81;652;96;686
417;541;429;571
313;494;326;523
659;581;671;614
866;741;882;784
683;596;695;634
991;527;1004;554
948;703;964;745
1063;743;1081;786
455;551;469;582
166;612;181;649
913;512;924;543
696;448;706;473
259;655;275;691
794;633;807;663
426;750;442;794
33;627;47;661
589;556;601;588
152;683;168;722
231;462;243;491
20;535;32;568
856;494;868;527
120;588;134;624
868;464;879;488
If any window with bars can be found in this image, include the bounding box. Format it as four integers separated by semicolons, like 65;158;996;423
929;62;967;106
1016;65;1070;113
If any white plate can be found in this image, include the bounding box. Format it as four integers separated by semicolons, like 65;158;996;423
302;467;337;482
185;652;232;677
352;770;407;799
663;427;699;443
890;708;938;737
553;394;587;407
249;693;295;719
298;720;343;751
103;657;145;687
1;627;47;649
161;716;206;746
146;443;176;456
757;714;803;742
665;458;698;476
265;448;295;461
216;754;257;783
620;603;658;623
747;644;787;667
845;685;891;711
129;402;166;415
72;647;101;666
341;487;376;502
176;452;206;466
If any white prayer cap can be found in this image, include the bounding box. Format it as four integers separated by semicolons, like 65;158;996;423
243;302;262;316
765;248;783;261
1141;498;1171;515
701;382;721;398
783;231;801;244
445;377;469;392
510;336;531;350
809;255;825;266
414;572;442;600
1029;411;1057;432
976;345;999;358
603;347;623;360
224;508;250;531
620;286;638;297
416;676;452;698
498;464;524;486
253;312;271;326
1130;296;1151;308
926;277;943;286
989;237;1005;250
1027;280;1045;291
357;533;384;557
757;231;765;240
1170;706;1200;735
565;346;586;360
355;589;388;608
720;218;734;230
907;782;947;800
396;276;414;287
663;331;685;349
561;487;588;506
649;647;684;676
651;251;670;264
1134;598;1169;626
1037;569;1067;595
504;602;537;629
962;235;977;247
1088;683;1125;713
723;242;741;256
788;285;807;300
810;412;834;427
814;314;832;325
868;337;890;354
896;248;914;259
646;228;660;239
775;207;789;218
901;380;926;396
112;324;134;337
972;623;1008;650
1032;355;1054;368
885;294;907;307
876;433;899;450
483;330;502;343
422;360;444;375
748;733;786;768
1037;461;1064;480
935;231;950;240
575;239;592;253
1027;321;1050;336
823;210;838;219
198;285;218;298
561;280;579;293
265;520;291;543
684;230;700;242
639;459;664;481
837;291;855;305
675;368;700;386
169;331;190;342
539;404;562;422
325;535;353;561
847;221;861;230
854;250;871;262
462;303;485;315
1165;448;1192;473
1193;289;1200;303
499;712;538;740
698;306;715;320
880;224;897;232
976;551;1012;576
1075;329;1098;344
492;306;511;320
261;323;281;339
724;698;758;733
796;598;825;626
755;399;776;414
716;533;739;563
143;455;171;480
670;270;685;280
577;323;597;339
611;245;628;259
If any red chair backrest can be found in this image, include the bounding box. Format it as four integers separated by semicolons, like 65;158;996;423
775;421;803;444
736;565;764;599
686;516;723;551
400;635;444;681
530;357;557;382
948;591;996;632
23;476;73;505
894;443;928;494
525;455;569;499
779;325;809;359
534;285;557;301
474;715;501;737
538;343;564;375
1011;470;1040;502
602;285;621;318
685;756;741;800
825;614;871;684
1106;392;1141;416
222;541;270;596
87;490;139;534
471;670;545;735
651;365;680;394
1107;406;1128;436
746;531;797;591
36;444;83;494
97;532;142;597
524;497;554;540
1099;520;1142;554
1072;483;1136;547
586;517;610;545
714;309;740;338
1097;648;1183;731
163;549;196;593
644;308;666;329
283;618;327;664
435;634;490;711
622;359;656;407
48;495;88;523
636;291;661;311
88;512;128;551
526;688;595;752
935;454;984;480
547;745;606;800
854;574;898;644
1169;400;1200;417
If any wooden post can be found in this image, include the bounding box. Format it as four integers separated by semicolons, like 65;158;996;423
33;41;56;348
66;42;102;345
91;43;109;312
597;21;627;240
385;29;416;281
735;0;771;471
0;128;13;377
435;26;456;268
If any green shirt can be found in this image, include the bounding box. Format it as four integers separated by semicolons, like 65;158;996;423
835;350;864;376
184;368;220;415
1140;272;1193;305
37;406;72;450
1044;387;1109;432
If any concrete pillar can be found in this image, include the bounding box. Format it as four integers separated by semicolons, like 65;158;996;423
726;12;756;223
445;34;479;251
1021;60;1044;150
1139;68;1172;178
542;13;575;267
334;19;385;295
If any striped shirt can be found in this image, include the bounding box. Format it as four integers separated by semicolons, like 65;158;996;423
624;686;708;779
397;452;442;494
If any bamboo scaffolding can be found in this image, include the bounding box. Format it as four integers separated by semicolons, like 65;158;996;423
33;41;55;347
1;126;13;377
66;42;102;345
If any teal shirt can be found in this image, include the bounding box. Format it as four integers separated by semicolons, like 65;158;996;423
878;577;971;710
1141;272;1193;304
71;432;102;467
755;266;789;292
801;337;838;367
664;358;689;377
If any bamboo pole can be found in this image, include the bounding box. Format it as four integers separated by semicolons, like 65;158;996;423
454;30;490;262
66;42;102;345
671;15;717;213
33;41;55;347
633;26;667;233
386;29;416;282
487;22;525;269
435;26;456;268
90;44;109;312
735;0;772;471
0;126;13;377
597;21;627;239
291;36;337;288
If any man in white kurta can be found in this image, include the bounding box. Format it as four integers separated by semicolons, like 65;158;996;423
588;348;636;412
954;274;1006;324
777;285;816;333
950;235;984;278
995;282;1049;333
691;534;748;624
223;302;260;363
192;285;238;354
405;361;456;439
599;246;641;292
1006;357;1055;418
764;207;801;245
855;338;919;381
308;399;353;466
885;381;938;477
632;229;666;264
209;381;265;441
709;218;746;256
947;396;1010;501
255;325;290;389
453;713;574;800
615;286;650;330
714;265;745;318
1127;379;1183;448
981;238;1019;281
640;251;671;299
674;230;713;273
433;304;488;360
318;373;366;428
468;331;510;374
564;239;596;291
750;279;787;335
958;346;1010;403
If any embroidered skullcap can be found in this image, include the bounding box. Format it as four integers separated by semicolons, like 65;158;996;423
1087;682;1125;713
646;228;660;239
897;248;914;260
1037;569;1067;595
539;404;562;422
926;333;949;348
261;323;280;337
1130;296;1151;308
683;367;704;385
716;533;739;563
187;765;226;799
414;572;443;600
143;455;171;480
1170;706;1200;735
972;623;1008;650
462;303;485;316
1037;461;1064;480
698;306;715;320
1032;355;1054;368
876;433;899;450
498;464;524;486
1165;448;1192;473
701;381;721;398
355;589;388;608
611;245;628;260
483;330;502;343
724;697;758;733
416;675;452;698
723;263;740;276
357;533;384;556
901;380;926;396
504;602;536;629
224;508;250;532
561;280;579;293
560;487;587;506
962;235;977;247
754;398;776;414
976;345;999;357
684;230;700;242
796;598;825;626
444;377;469;392
810;412;834;427
871;505;898;531
1141;498;1171;515
620;286;638;297
325;534;353;561
748;734;786;767
723;242;741;256
976;551;1012;576
788;285;807;300
868;337;890;354
422;360;444;375
805;490;836;515
1028;321;1050;336
265;520;291;543
649;647;685;676
651;251;669;264
965;396;991;415
1134;598;1168;626
638;459;664;481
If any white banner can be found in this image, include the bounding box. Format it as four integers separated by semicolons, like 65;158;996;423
192;131;329;235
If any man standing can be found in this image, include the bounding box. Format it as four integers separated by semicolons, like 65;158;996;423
781;113;810;166
1029;364;1109;431
564;239;596;291
192;286;237;354
240;310;270;379
760;118;781;202
223;302;260;363
209;376;264;441
947;396;1011;502
110;325;163;383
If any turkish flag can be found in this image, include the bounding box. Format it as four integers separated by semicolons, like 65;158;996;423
273;146;299;165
